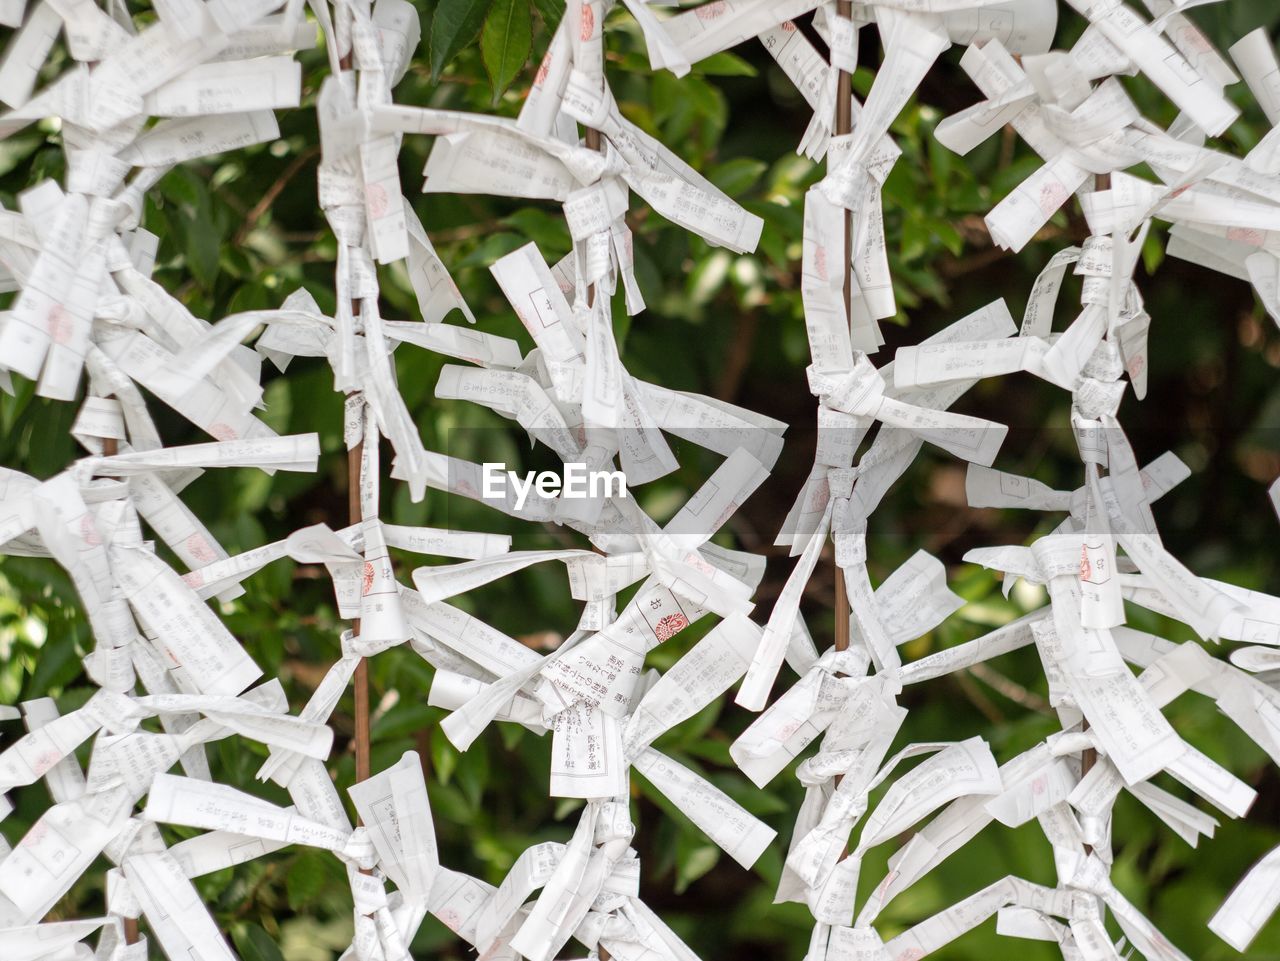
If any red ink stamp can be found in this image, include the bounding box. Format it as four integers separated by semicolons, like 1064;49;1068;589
1227;226;1265;247
654;612;689;641
186;532;215;564
48;304;72;345
1038;180;1068;216
366;183;389;219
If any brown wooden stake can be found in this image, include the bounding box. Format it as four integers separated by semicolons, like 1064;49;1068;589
583;117;612;961
334;54;373;798
349;433;370;788
827;4;856;874
833;0;854;657
115;438;146;952
100;421;142;946
1078;172;1109;853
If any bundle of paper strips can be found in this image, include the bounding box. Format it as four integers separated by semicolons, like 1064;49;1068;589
2;1;1280;960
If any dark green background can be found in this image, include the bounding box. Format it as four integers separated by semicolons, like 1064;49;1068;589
3;3;1280;958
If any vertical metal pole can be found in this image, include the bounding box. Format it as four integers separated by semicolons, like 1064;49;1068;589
833;1;854;655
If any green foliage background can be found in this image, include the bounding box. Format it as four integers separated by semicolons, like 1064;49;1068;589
4;3;1280;959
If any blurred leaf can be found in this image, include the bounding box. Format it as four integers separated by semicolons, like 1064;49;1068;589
531;0;565;29
695;52;757;77
709;158;768;198
26;630;80;699
232;922;286;961
675;836;719;894
286;851;330;910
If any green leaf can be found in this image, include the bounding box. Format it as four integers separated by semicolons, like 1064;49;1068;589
457;232;527;268
530;0;564;29
675;836;720;894
693;52;757;77
481;0;532;103
708;158;768;198
372;700;435;740
285;850;329;910
430;0;492;80
501;208;572;254
231;923;285;961
432;725;458;785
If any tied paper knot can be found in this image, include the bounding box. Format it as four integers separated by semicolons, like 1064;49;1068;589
831;505;867;571
732;645;876;786
563;67;614;132
341;827;379;872
808;357;885;419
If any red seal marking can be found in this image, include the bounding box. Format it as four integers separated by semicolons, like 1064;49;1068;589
580;3;594;40
781;20;797;32
33;749;61;776
21;820;49;847
712;502;737;530
1227;226;1265;247
1032;775;1046;796
184;570;205;589
1179;25;1212;54
366;183;389;219
896;951;925;961
654;612;689;641
696;1;726;19
362;561;376;596
803;485;830;513
535;49;552;86
1039;180;1069;216
80;514;101;547
48;305;72;345
438;908;462;932
209;422;238;441
875;869;900;903
186;532;215;564
1079;543;1092;582
814;244;828;282
1127;354;1145;380
686;553;715;576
